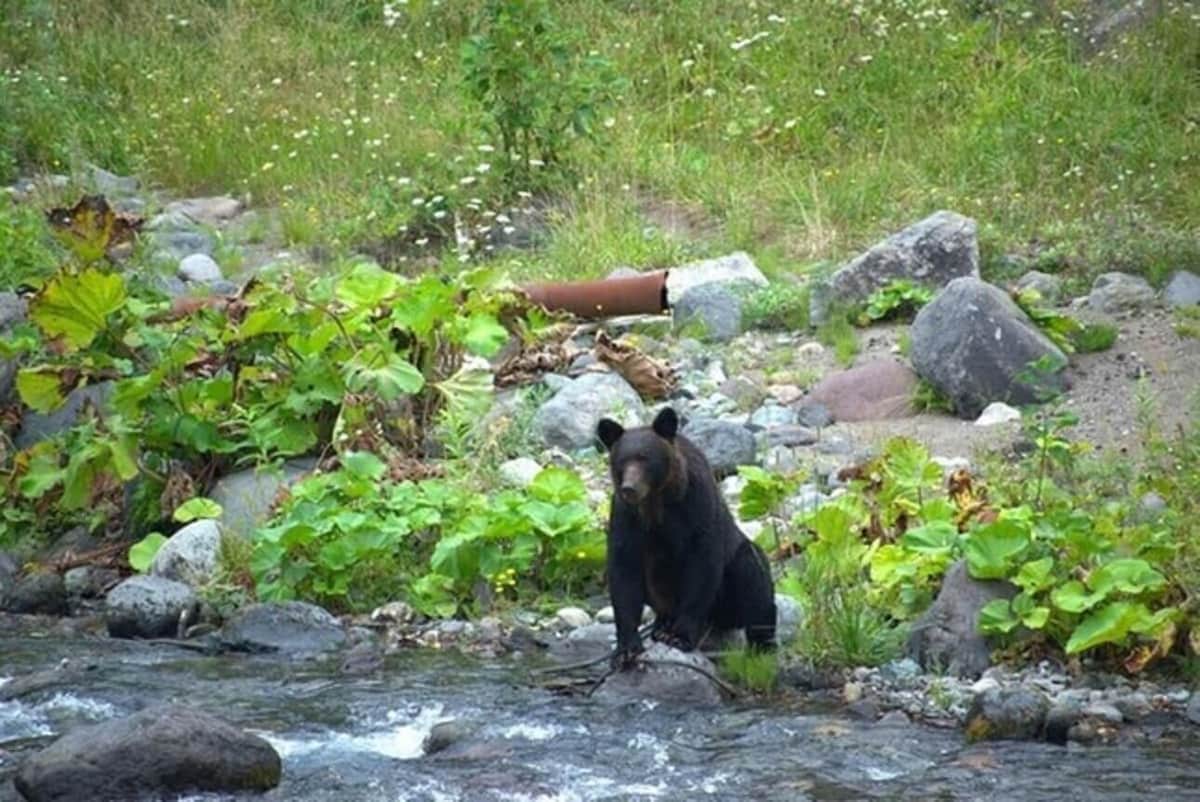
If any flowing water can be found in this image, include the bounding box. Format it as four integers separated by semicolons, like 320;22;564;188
1;626;1199;802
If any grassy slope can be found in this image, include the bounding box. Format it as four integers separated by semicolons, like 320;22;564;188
1;0;1197;289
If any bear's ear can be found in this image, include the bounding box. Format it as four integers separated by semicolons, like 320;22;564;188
596;418;625;450
651;407;679;441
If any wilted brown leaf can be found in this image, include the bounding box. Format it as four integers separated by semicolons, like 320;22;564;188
593;330;677;400
46;195;142;263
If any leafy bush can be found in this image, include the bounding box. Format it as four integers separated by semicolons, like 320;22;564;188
743;283;810;331
461;0;624;185
1073;322;1118;353
251;458;604;615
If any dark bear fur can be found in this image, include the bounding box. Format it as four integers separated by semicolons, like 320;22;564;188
596;407;776;669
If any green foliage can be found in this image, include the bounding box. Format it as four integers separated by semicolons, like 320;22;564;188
742;283;810;331
0;198;58;289
718;647;778;693
173;497;223;523
1072;321;1119;353
1012;287;1081;354
461;0;624;185
815;312;858;367
251;461;604;614
737;465;798;522
857;280;933;326
128;532;167;573
912;378;954;414
1175;307;1200;340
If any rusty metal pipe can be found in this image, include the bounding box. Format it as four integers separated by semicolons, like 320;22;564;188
520;270;669;319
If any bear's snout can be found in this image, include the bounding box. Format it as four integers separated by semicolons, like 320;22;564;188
618;462;648;504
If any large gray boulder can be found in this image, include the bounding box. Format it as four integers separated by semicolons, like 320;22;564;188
905;561;1016;678
534;371;646;451
14;704;281;802
163;196;244;226
1088;271;1156;314
209;458;316;537
811;210;979;323
220;601;346;655
15;382;115;449
681;417;757;477
910;277;1068;419
0;291;28;404
104;575;198;639
1163;270;1200;309
672;282;745;343
150;519;223;588
665;251;768;305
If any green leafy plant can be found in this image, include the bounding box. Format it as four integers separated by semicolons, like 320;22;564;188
736;465;800;550
743;283;810;331
912;378;954;414
128;532;167;572
1072;322;1118;353
0;197;59;289
1012;287;1082;354
719;647;779;693
461;0;624;184
251;459;604;615
857;280;934;326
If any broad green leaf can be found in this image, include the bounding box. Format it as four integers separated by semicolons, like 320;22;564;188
1051;580;1106;613
963;518;1031;579
129;532;168;573
232;307;297;341
18;452;64;499
31;268;126;350
16;368;69;414
530;466;586;504
390;275;457;336
1087;558;1166;596
173;497;224;523
1011;591;1050;630
345;349;425;400
1065;601;1164;655
900;520;959;555
1014;557;1055;593
336;261;401;309
461;313;509;357
978;598;1020;635
108;434;139;481
342;451;387;481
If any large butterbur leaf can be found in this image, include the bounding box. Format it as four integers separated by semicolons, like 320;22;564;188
30;268;126;350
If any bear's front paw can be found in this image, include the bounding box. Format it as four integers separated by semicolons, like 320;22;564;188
611;643;645;671
651;628;695;652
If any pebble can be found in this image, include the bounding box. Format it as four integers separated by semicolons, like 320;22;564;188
595;606;615;624
178;253;223;284
843;681;864;703
555;607;592;628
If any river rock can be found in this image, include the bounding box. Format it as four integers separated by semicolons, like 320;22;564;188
974;401;1021;427
163;196;244;226
178;253;223;284
775;593;802;646
1014;270;1063;305
766;424;817;447
2;572;68;615
208;458;316;537
145;210;216;262
1186;694;1200;726
534;371;645;451
14;703;281;802
220;601;346;655
0;291;27;403
1088;271;1156;314
105;575;198;638
63;566;121;599
150;519;223;588
672;282;745;343
681;417;757;476
748;403;797;429
810;210;979;324
15;382;115;450
555;606;592;628
593;641;725;705
794;401;833;429
1163;270;1200;308
84;164;139;197
965;686;1050;742
498;457;543;488
910;277;1068;419
905;561;1017;677
665;251;768;305
808;359;918;422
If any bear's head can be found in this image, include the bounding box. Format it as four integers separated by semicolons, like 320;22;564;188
596;407;682;505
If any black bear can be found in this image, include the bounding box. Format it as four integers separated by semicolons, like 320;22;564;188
596;407;776;668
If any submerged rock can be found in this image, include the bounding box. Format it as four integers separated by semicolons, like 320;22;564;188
2;572;68;616
965;686;1050;742
14;704;281;802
